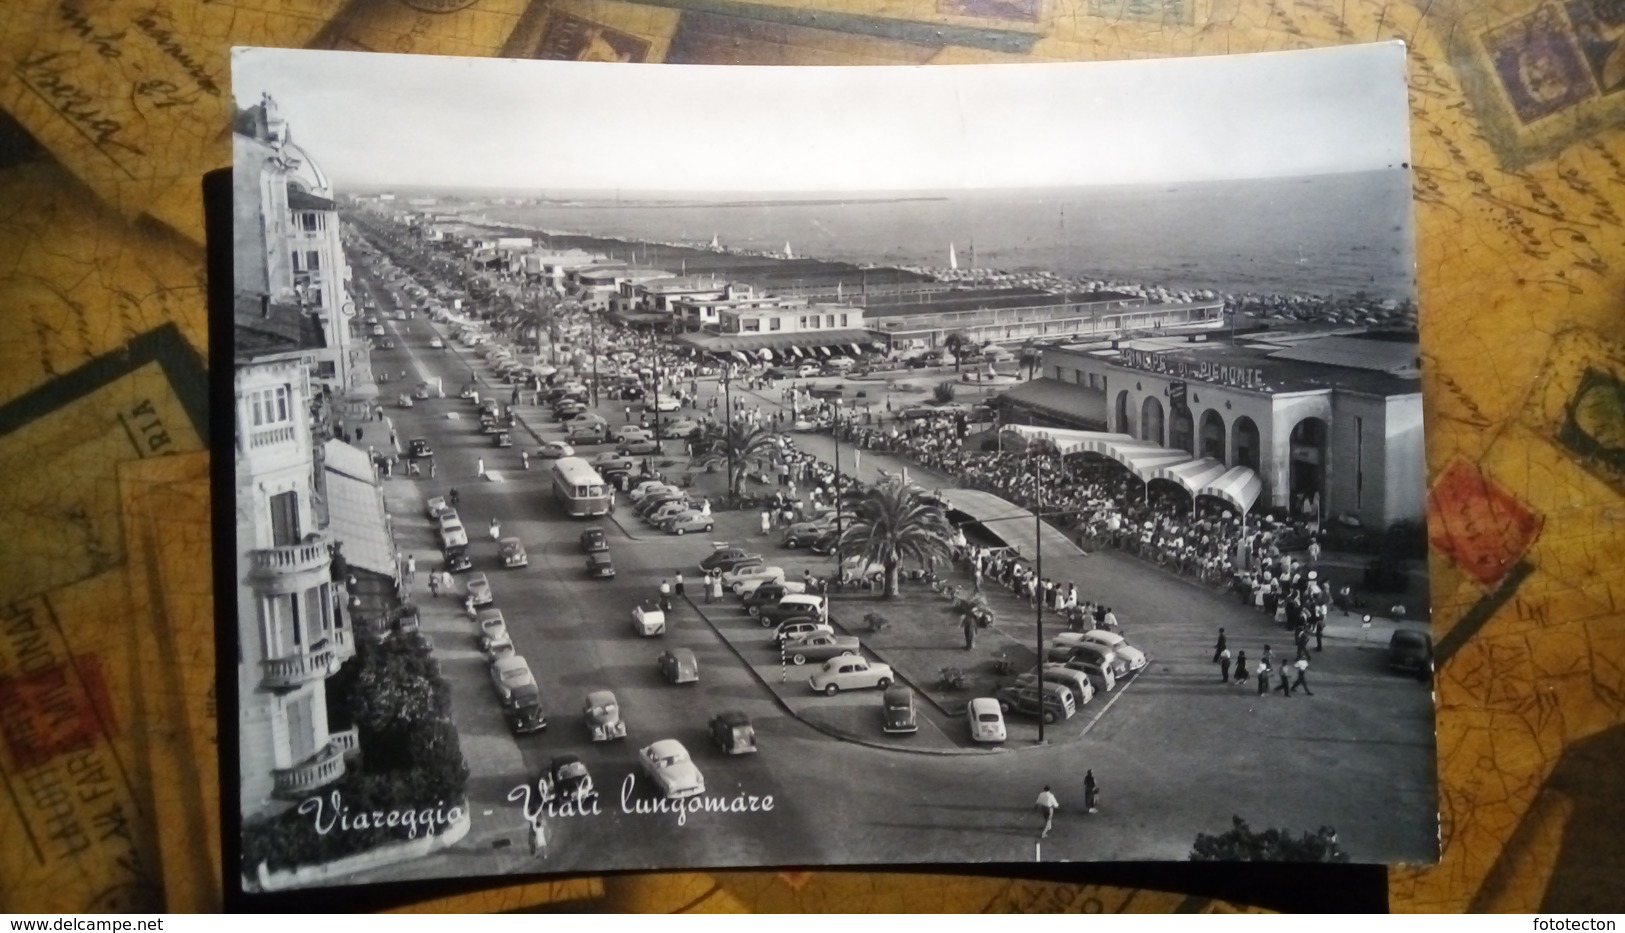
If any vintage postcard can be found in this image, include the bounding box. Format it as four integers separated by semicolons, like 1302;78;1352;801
227;44;1436;892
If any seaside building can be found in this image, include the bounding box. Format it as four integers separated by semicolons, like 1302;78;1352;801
675;303;873;359
671;292;802;333
863;288;1223;352
1001;328;1424;528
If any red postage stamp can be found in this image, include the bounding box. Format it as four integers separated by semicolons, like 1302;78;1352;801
1427;458;1545;587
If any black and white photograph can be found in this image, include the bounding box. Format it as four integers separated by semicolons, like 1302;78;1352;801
229;44;1437;890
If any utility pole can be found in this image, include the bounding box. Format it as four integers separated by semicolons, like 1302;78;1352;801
1034;450;1046;746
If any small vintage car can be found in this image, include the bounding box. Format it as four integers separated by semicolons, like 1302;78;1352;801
1388;630;1434;679
658;648;699;684
808;656;893;696
397;393;415;409
640;739;704;800
632;603;666;637
444;544;472;573
583;690;627;742
780;633;860;666
412;383;431;400
499;537;528;568
742;581;808;617
770;617;833;648
536;441;574;459
489;654;535;705
709;711;758;755
699;547;763;575
424;495;451;520
586;551;616;579
966;697;1008;743
618;438;660;456
477;608;507;652
484;632;515;663
493;431;513;448
759;595;827;629
882;684;918;734
408;437;434;458
661;510;715;536
466;572;493;607
539;754;596;804
579;526;609;553
505;682;547;735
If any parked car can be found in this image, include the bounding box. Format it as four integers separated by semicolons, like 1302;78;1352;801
809;530;840;555
995;681;1077;724
724;564;786;594
658;648;699;684
1059;657;1118;694
781;633;860;666
579;527;609;553
781;523;826;549
499;537;528;568
567;422;607;444
661;510;715;536
632;602;666;636
699;547;764;574
1066;630;1147;672
639;739;704;800
489;655;535;705
635;493;686;520
583;690;627;741
809;656;893;695
709;711;758;755
536;441;574;459
466;572;493;606
882;684;918;734
645;500;696;526
760;594;826;629
424;495;451;520
612;425;653;444
429;337;444;349
618;438;661;456
967;697;1008;743
505;682;547;735
593;454;635;473
1388;630;1434;679
440;519;468;549
742;581;807;616
538;754;595;804
650;396;681;413
1014;664;1097;706
631;480;677;503
444;543;472;573
796;363;822;378
477;608;507;651
581;550;613;578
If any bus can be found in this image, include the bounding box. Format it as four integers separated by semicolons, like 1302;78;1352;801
552;457;612;517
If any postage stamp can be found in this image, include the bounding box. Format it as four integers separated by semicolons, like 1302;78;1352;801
533;10;652;62
1522;328;1625;498
1452;0;1625;166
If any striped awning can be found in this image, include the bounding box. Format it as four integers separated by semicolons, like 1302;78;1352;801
1199;466;1264;514
1152;457;1230;495
1003;427;1136;457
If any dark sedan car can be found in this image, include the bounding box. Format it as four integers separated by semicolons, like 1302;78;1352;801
1388;630;1434;679
579;526;609;553
618;438;661;456
586;551;616;579
699;547;763;575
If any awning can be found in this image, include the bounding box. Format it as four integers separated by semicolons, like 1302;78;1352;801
816;346;831;357
1111;445;1192;480
1199;466;1264;514
323;439;377;483
758;348;774;360
1151;457;1230;495
732;350;750;363
323;469;396;577
789;346;804;358
1002;427;1135;457
848;344;863;355
672;328;875;354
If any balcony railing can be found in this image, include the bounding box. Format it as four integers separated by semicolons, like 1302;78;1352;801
248;423;298;450
330;727;361;757
271;741;346;799
259;645;338;691
329;625;354;660
249;537;331;577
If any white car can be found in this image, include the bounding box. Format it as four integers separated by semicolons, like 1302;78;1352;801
737;579;806;602
640;739;704;800
724;565;786;594
967;697;1007;743
630;481;676;503
424;495;451;520
632;603;666;637
1065;631;1148;672
796;363;821;377
439;519;468;549
651;396;681;413
477;609;507;651
808;656;894;695
429;337;445;349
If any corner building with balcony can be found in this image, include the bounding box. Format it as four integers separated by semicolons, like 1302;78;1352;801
235;358;357;818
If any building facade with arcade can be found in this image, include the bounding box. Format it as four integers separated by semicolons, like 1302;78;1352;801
1024;330;1424;529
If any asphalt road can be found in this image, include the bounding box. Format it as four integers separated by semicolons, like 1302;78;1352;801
332;253;1438;883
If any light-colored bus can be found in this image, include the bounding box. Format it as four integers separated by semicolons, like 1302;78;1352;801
552;457;612;517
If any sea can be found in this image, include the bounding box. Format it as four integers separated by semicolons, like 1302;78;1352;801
478;170;1416;302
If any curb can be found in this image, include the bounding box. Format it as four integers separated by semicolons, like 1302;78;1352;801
680;595;996;758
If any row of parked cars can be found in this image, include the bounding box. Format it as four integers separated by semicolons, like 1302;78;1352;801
965;629;1151;742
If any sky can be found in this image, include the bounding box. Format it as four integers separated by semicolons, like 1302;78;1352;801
231;43;1411;194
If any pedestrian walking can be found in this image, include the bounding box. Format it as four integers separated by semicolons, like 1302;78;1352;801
406;553;416;585
1256;658;1270;697
1292;658;1314;695
449;487;460;508
464;593;476;618
1261;644;1274;670
521;451;530;470
658;579;672;612
709;570;723;603
1314;615;1326;652
674;572;685;598
761;510;771;536
1218;648;1232;683
1212;627;1227;663
1295;626;1311;662
389;428;398;448
1277;662;1293;697
528;816;548;860
430;460;437;479
1083;771;1099;813
477;458;486;479
356;427;364;442
1233;650;1248;686
428;572;440;598
1035;785;1059;838
441;570;454;596
489;517;501;541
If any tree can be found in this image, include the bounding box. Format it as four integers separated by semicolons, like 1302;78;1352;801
835;474;955;598
932;380;958;405
943;331;971;372
1189;816;1349;863
692;421;783;499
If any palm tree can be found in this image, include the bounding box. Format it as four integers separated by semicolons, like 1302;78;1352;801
692;421;782;499
835;474;955;598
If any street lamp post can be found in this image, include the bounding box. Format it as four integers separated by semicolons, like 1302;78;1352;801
723;368;736;503
589;302;600;408
1033;450;1045;745
832;404;844;553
